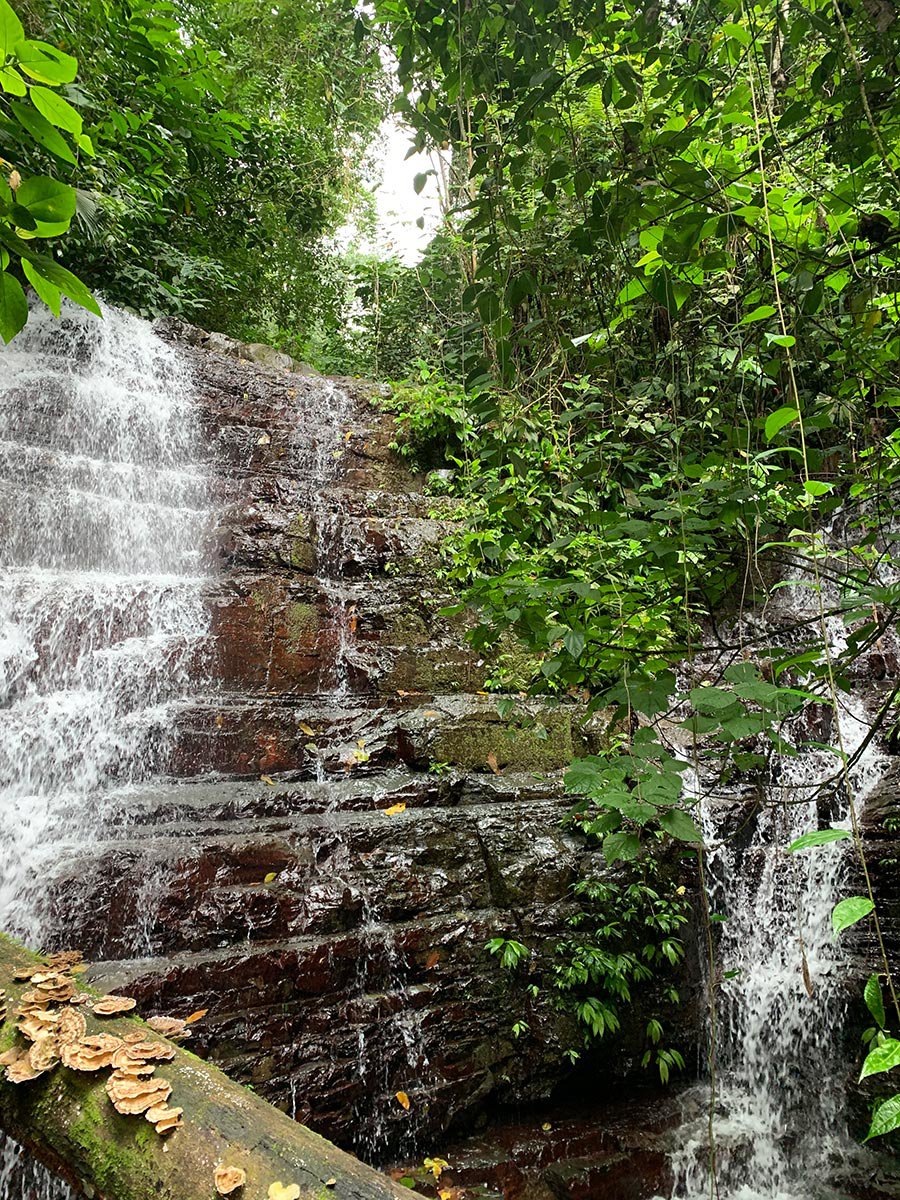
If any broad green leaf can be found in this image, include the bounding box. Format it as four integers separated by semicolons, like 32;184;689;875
26;255;100;316
832;896;874;936
476;290;501;322
22;257;60;316
602;830;641;864
765;333;796;348
765;406;799;441
803;480;832;497
860;1038;900;1082
29;85;82;134
15;175;75;224
564;757;604;795
564;628;585;658
12;40;77;84
786;828;851;852
659;808;702;843
689;685;736;712
0;269;28;343
739;304;776;325
10;101;76;164
0;0;23;56
865;974;886;1029
0;65;25;94
866;1094;900;1141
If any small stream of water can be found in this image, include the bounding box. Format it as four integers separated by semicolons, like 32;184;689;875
663;550;894;1200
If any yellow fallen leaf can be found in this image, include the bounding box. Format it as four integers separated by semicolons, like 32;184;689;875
383;803;406;816
299;722;315;736
425;1158;449;1181
356;738;366;748
486;752;501;775
264;872;278;884
268;1185;301;1200
185;1009;208;1024
423;711;438;717
260;774;276;787
542;1122;552;1131
395;1090;410;1110
257;433;271;446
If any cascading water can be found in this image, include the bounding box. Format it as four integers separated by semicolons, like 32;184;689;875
664;546;893;1200
0;302;215;1196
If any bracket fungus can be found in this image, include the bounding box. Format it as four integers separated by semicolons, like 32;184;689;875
106;1073;173;1116
146;1015;191;1041
57;1006;87;1045
60;1033;124;1072
146;1103;184;1134
215;1165;247;1195
93;994;138;1017
1;953;188;1146
29;1036;60;1074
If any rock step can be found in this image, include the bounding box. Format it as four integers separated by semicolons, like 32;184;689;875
167;694;597;779
87;906;577;1150
51;795;578;956
81;768;562;824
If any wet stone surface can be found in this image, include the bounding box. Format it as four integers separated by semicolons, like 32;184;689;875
15;319;664;1162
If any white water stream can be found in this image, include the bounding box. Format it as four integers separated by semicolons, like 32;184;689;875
664;563;893;1200
0;303;214;1196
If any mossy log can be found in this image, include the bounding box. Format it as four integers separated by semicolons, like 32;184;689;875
0;933;417;1200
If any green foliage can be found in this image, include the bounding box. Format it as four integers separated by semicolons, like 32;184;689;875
0;0;99;340
377;366;472;469
485;937;530;971
551;864;689;1079
372;0;900;1116
3;0;387;341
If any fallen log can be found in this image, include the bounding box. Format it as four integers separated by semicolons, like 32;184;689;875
0;933;417;1200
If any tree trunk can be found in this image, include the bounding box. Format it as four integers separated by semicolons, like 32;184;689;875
0;933;417;1200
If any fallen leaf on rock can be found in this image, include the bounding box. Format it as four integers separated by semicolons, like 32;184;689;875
93;995;137;1017
215;1165;247;1195
257;433;271;446
325;1179;336;1188
423;711;438;718
299;722;315;736
268;1184;301;1200
395;1090;411;1110
260;774;276;787
383;803;406;816
541;1122;552;1132
425;951;440;970
185;1009;208;1024
264;872;278;884
486;752;501;775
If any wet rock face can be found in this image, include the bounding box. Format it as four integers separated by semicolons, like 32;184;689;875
35;322;658;1160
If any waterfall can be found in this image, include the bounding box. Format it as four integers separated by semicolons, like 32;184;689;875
0;302;214;1196
663;545;892;1200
